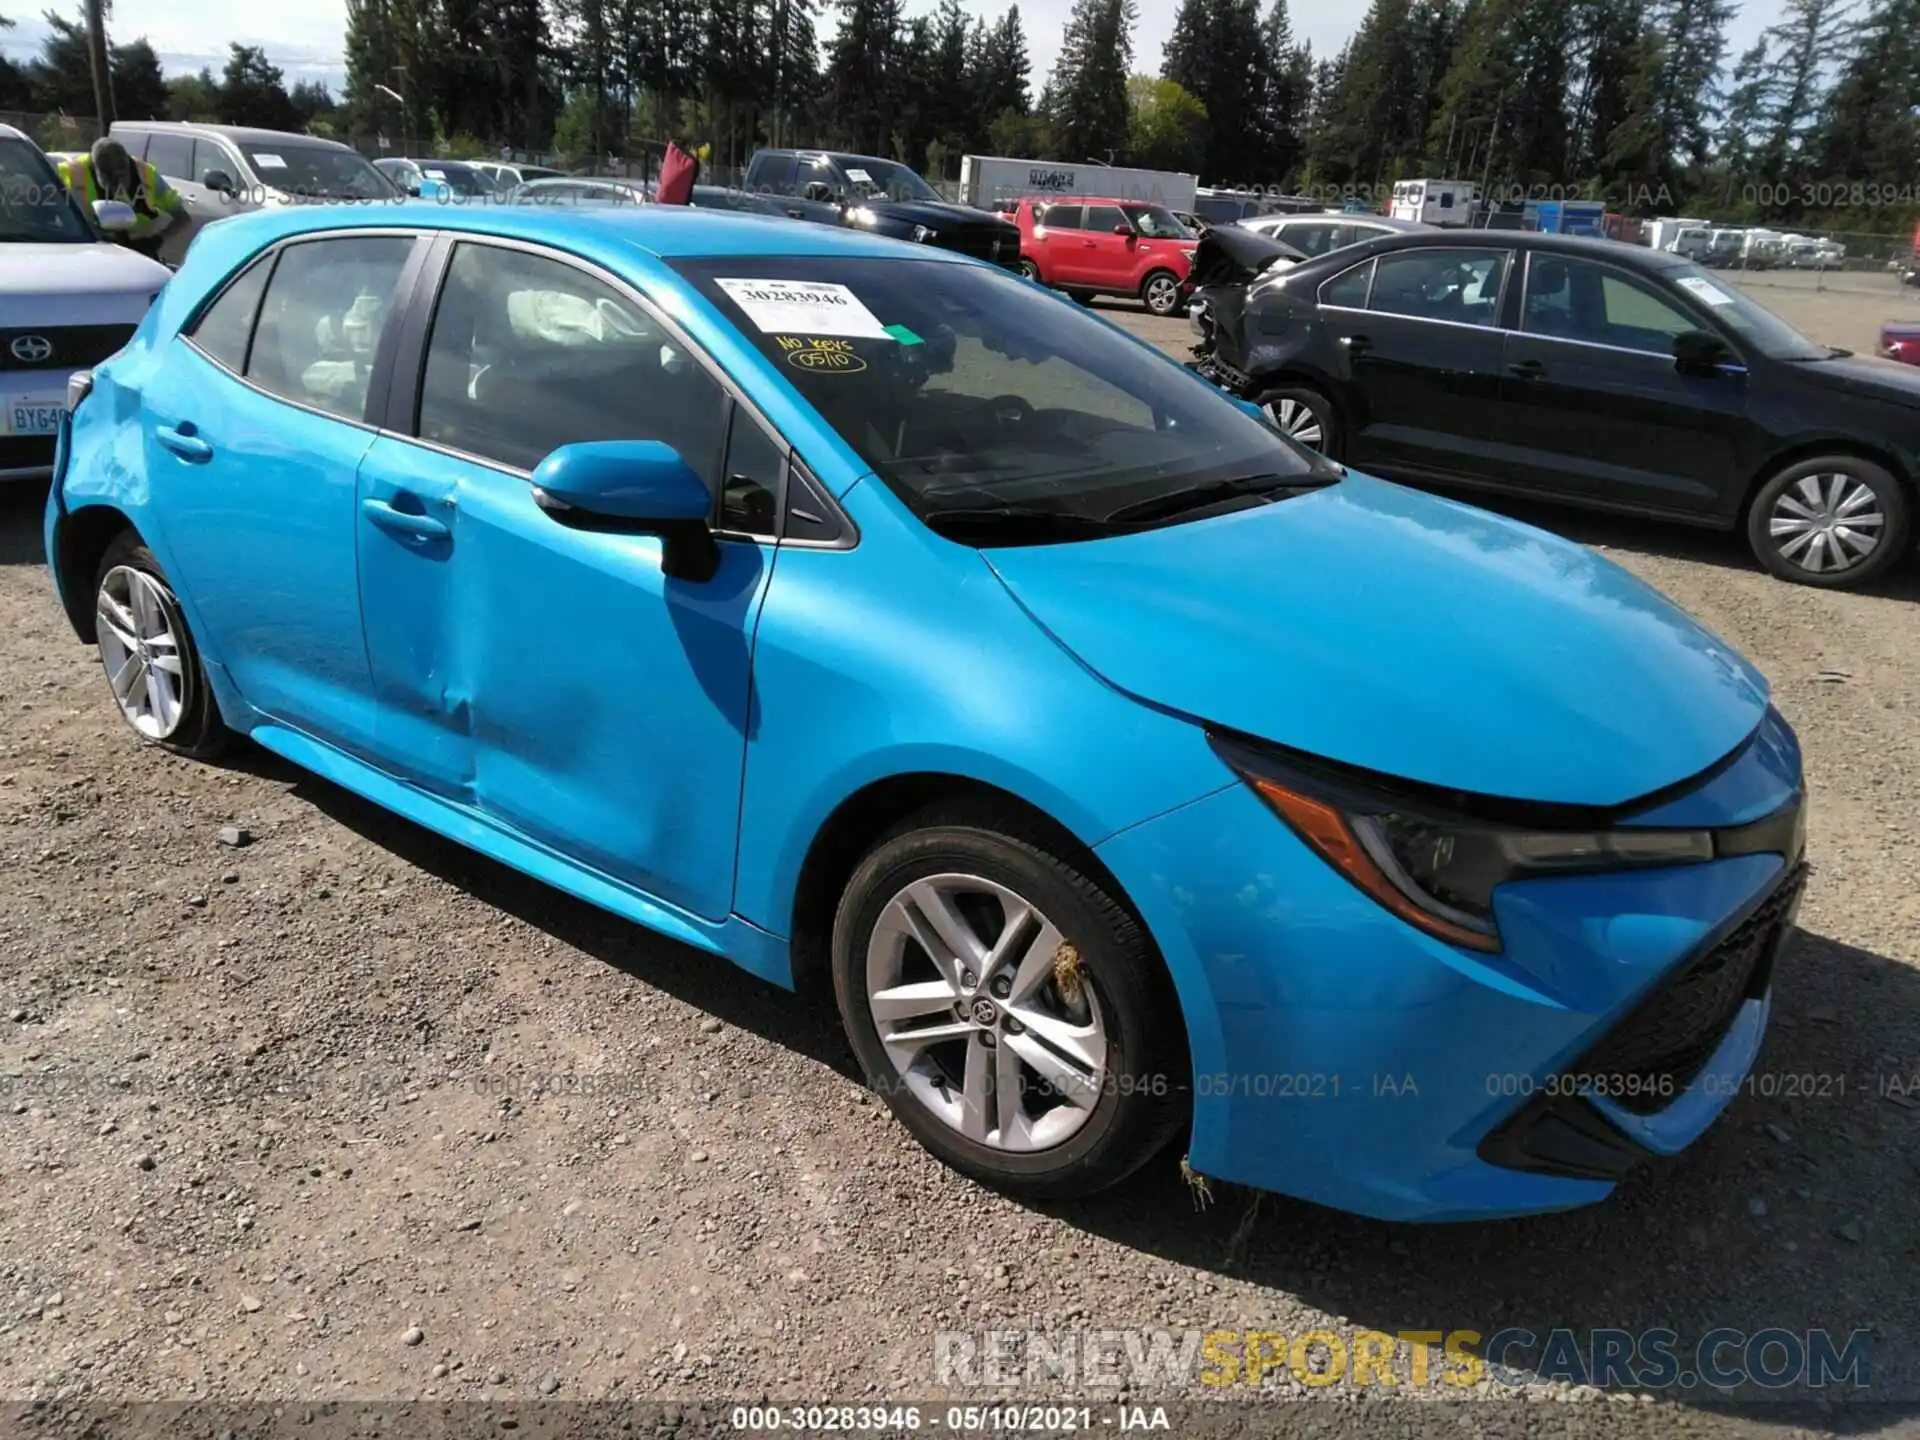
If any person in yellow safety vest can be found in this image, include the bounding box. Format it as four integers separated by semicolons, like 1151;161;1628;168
56;138;185;260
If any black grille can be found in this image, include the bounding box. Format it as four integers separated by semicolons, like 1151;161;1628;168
0;434;56;473
1575;866;1805;1112
939;224;1022;269
2;324;137;372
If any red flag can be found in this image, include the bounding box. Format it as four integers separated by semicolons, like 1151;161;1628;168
657;142;698;205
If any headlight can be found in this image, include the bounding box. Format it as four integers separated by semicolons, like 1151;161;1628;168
911;224;938;243
847;205;881;227
1214;737;1713;952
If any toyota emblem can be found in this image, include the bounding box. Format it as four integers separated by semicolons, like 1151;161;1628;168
10;335;53;364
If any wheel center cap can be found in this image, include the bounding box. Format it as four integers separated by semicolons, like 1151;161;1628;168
969;998;999;1027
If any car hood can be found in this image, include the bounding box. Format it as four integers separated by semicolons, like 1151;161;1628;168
0;240;171;296
862;198;1014;232
984;474;1769;808
1788;349;1920;402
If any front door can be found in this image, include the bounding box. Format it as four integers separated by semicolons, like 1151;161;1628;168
1073;203;1135;293
1322;245;1514;479
1496;252;1748;516
139;231;420;756
355;239;783;922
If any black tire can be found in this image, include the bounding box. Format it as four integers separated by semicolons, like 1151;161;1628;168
831;804;1187;1199
93;532;234;758
1745;454;1911;588
1140;269;1185;317
1016;258;1042;282
1252;383;1341;459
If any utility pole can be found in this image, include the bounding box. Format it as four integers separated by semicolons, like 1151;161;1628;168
84;0;115;133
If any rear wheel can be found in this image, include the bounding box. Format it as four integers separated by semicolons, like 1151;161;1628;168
1746;455;1910;587
93;533;232;758
831;806;1186;1199
1141;269;1184;317
1253;384;1340;459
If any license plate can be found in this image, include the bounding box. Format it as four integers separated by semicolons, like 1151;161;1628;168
4;400;62;436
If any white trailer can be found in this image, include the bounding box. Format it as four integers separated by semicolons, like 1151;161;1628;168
957;155;1198;212
1389;178;1479;226
1642;217;1709;252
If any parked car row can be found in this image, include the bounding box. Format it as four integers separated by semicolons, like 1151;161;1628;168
1188;225;1916;589
47;198;1812;1225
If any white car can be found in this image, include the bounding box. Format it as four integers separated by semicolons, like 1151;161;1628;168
1;124;171;482
1237;211;1432;257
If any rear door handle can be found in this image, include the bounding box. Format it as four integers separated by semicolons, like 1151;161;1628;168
361;496;449;542
155;424;212;461
786;208;806;218
1339;334;1372;355
1508;359;1546;379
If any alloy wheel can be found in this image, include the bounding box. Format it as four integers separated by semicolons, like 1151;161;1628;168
1017;259;1041;282
1767;472;1885;575
864;873;1108;1153
1264;396;1325;449
1144;275;1180;315
96;566;187;740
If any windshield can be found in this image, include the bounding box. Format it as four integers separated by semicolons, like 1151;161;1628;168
1665;262;1827;360
421;163;491;198
1126;205;1191;239
675;256;1329;545
242;143;394;199
830;156;940;203
0;139;93;242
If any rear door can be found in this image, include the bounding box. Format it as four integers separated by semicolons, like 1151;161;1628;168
138;230;425;756
1497;250;1749;516
1031;204;1083;284
1321;244;1515;480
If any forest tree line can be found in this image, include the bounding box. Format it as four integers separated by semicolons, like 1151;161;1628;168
4;0;1917;228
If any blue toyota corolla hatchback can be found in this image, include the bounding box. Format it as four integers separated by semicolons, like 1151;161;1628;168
46;204;1807;1221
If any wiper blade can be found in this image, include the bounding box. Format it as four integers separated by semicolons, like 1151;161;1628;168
1101;472;1329;525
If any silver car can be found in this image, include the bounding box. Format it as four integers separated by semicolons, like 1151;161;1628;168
109;122;399;265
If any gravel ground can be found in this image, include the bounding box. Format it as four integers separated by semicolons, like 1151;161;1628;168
0;279;1915;1438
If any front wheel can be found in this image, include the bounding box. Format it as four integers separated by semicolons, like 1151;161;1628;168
1746;456;1910;587
1141;270;1184;317
1016;258;1042;282
831;807;1187;1199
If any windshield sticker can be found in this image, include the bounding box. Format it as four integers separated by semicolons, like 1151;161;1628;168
845;168;874;185
715;278;892;339
253;153;288;169
775;335;869;373
883;323;924;346
1675;276;1735;307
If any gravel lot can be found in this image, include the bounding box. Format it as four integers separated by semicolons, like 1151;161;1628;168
0;275;1915;1437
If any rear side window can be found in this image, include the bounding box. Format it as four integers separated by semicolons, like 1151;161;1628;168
245;236;415;420
1320;259;1372;308
415;242;728;478
1367;248;1507;327
1041;205;1083;230
189;255;275;373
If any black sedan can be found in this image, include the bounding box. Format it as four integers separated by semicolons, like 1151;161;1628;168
1193;230;1918;587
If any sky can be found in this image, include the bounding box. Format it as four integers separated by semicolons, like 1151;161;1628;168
2;0;1792;109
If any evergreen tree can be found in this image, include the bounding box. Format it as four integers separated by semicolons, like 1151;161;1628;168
112;38;167;120
218;44;302;132
823;0;905;154
1753;0;1854;185
1250;0;1308;183
1811;0;1920;198
1047;0;1135;163
1162;0;1266;181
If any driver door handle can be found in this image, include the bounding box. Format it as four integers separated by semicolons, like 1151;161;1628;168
361;497;450;543
155;424;212;461
1509;359;1546;379
1339;334;1372;355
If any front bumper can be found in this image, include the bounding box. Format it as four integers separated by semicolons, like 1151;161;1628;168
1097;758;1803;1222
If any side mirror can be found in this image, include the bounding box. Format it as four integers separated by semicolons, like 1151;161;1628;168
1113;223;1133;237
531;440;718;581
1673;328;1739;375
92;199;137;231
201;168;234;194
405;183;422;197
803;181;834;203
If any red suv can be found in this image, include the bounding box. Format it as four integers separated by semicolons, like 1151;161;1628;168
1012;197;1197;316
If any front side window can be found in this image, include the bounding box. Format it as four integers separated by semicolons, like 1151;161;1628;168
1084;205;1127;235
676;256;1329;546
1125;205;1189;239
417;242;728;478
245;235;414;420
1367;248;1508;327
189;139;234;186
1523;256;1698;352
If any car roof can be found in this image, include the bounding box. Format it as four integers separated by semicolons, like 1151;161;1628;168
113;121;358;153
1027;196;1164;207
1323;227;1684;270
179;199;969;269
